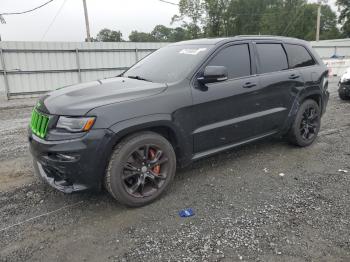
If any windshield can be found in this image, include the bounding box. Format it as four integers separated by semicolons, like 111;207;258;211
123;44;213;83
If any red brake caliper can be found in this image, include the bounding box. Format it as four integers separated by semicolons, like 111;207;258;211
149;149;161;174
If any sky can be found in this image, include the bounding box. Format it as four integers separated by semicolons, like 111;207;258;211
0;0;180;41
0;0;338;42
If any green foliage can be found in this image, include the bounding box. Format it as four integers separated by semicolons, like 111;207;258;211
337;0;350;37
151;25;173;41
128;25;192;42
129;31;156;42
319;4;342;40
96;28;123;42
172;0;341;41
96;0;344;43
168;27;189;41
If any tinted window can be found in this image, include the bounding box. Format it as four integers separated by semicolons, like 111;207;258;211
285;44;316;68
256;44;288;74
208;44;251;79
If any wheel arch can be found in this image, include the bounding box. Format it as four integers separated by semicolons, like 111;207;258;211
302;92;322;108
109;114;192;167
282;89;322;134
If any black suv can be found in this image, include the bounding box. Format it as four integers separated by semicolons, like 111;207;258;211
29;36;329;206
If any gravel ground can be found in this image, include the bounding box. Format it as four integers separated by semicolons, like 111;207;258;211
0;81;349;262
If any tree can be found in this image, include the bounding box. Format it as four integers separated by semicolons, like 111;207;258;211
172;0;204;38
128;31;156;42
336;0;350;37
96;28;124;42
168;27;188;41
151;25;173;41
129;26;190;42
171;0;340;41
319;4;341;40
260;2;340;40
202;0;230;37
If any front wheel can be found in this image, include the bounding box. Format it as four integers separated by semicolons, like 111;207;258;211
339;90;350;100
105;131;176;207
288;99;321;147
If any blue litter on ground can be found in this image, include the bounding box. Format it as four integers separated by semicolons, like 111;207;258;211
179;208;195;217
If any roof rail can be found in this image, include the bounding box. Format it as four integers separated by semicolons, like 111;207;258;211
236;35;290;38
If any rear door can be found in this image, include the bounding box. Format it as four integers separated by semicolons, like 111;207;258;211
254;42;305;132
284;43;319;92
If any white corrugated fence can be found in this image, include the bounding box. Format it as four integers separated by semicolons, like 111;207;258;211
1;39;350;99
311;38;350;79
0;41;168;99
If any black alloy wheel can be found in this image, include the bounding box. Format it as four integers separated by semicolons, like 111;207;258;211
105;131;176;207
299;106;319;141
122;145;169;198
288;99;321;147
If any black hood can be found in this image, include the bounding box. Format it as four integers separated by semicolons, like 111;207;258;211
42;77;167;116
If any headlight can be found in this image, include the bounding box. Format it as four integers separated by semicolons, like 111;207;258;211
56;116;96;132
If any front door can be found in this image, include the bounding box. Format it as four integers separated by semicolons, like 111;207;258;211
191;42;268;154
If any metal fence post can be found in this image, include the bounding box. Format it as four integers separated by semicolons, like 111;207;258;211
135;48;139;62
0;48;10;100
75;48;82;83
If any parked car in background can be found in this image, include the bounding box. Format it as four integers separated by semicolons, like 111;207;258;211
338;67;350;100
28;36;329;207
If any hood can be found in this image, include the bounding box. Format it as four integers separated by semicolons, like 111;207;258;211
42;77;167;116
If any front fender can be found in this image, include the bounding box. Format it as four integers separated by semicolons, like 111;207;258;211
109;114;192;167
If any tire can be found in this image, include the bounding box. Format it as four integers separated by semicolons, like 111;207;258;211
33;159;47;184
105;131;176;207
288;99;321;147
339;90;350;100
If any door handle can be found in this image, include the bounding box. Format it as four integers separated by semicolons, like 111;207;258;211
242;82;257;88
289;74;300;79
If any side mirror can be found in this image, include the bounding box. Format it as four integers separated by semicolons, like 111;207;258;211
197;66;228;84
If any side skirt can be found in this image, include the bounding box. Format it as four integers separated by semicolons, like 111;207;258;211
191;130;278;161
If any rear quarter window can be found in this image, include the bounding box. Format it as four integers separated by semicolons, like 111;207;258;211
256;43;288;74
284;44;316;68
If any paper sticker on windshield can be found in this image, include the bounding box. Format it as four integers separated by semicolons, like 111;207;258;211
179;48;207;55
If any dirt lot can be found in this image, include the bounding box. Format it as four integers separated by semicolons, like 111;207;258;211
0;81;349;262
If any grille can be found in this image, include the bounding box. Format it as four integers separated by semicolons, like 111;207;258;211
30;109;50;138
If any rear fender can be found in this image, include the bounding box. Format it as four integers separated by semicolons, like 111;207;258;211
281;88;322;134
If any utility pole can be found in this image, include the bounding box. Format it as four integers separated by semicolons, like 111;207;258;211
316;2;321;41
316;0;327;41
82;0;91;42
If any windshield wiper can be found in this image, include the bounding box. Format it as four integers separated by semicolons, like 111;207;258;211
126;75;152;82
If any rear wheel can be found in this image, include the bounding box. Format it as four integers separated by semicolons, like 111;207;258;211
288;99;321;147
105;131;176;207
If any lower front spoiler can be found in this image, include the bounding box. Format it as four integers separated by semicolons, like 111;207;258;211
338;82;350;96
33;160;89;193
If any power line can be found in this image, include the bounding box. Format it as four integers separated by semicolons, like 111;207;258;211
159;0;179;6
0;0;55;16
41;0;68;41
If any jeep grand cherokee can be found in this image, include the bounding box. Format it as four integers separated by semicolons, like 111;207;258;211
29;36;329;207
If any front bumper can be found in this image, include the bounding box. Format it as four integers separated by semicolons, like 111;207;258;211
29;128;115;193
322;89;330;116
338;82;350;96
